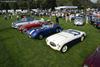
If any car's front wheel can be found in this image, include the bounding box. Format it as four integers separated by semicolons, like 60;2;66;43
56;28;61;33
81;35;85;42
23;29;27;33
61;45;68;53
29;35;32;38
38;34;43;40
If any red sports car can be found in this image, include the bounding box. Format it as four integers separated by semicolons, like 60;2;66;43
83;46;100;67
18;21;49;32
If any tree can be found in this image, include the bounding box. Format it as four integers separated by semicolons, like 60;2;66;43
18;1;28;9
45;0;56;9
56;0;72;6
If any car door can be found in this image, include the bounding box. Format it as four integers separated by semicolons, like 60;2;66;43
49;24;57;34
67;35;81;47
48;27;55;35
41;27;52;37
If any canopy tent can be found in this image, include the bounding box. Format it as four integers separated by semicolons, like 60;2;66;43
55;6;78;10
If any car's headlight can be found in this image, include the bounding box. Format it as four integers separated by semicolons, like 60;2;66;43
46;39;48;42
83;64;88;67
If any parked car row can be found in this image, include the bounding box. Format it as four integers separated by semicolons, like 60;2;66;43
18;21;49;32
12;16;100;67
12;17;86;53
11;17;63;40
25;23;63;39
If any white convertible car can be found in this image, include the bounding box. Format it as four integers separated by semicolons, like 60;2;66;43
46;29;86;53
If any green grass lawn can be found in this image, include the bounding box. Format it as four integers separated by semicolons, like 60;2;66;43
0;15;100;67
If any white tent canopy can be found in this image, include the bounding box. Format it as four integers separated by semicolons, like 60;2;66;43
55;6;78;10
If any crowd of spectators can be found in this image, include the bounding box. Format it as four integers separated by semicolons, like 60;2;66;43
0;8;100;23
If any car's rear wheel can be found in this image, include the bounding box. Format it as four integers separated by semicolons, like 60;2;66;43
61;45;68;53
18;25;22;28
38;34;43;39
23;29;27;33
81;35;85;42
56;28;61;33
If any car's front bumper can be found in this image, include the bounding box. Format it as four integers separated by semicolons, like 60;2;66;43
74;23;83;25
46;39;61;51
11;23;18;28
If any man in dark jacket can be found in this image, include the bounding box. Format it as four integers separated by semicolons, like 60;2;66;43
56;16;59;24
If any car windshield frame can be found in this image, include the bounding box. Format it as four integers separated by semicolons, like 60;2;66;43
20;17;33;22
64;29;81;36
75;17;83;22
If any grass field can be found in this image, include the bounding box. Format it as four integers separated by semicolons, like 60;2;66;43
0;15;100;67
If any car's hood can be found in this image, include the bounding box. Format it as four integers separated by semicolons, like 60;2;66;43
26;28;36;34
26;28;40;35
47;32;74;46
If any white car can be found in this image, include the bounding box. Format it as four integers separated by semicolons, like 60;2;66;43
74;17;84;26
12;17;44;28
46;29;86;53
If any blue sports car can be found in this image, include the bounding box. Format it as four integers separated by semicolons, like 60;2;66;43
25;23;63;39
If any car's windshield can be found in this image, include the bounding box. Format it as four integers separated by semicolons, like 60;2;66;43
75;17;83;22
64;29;80;36
21;18;27;22
42;23;53;28
41;24;50;29
20;17;33;22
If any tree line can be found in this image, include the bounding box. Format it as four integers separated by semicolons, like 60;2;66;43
0;0;100;10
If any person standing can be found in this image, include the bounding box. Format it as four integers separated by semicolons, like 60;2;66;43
16;15;20;20
65;13;69;23
4;14;7;20
49;13;52;21
55;15;59;24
